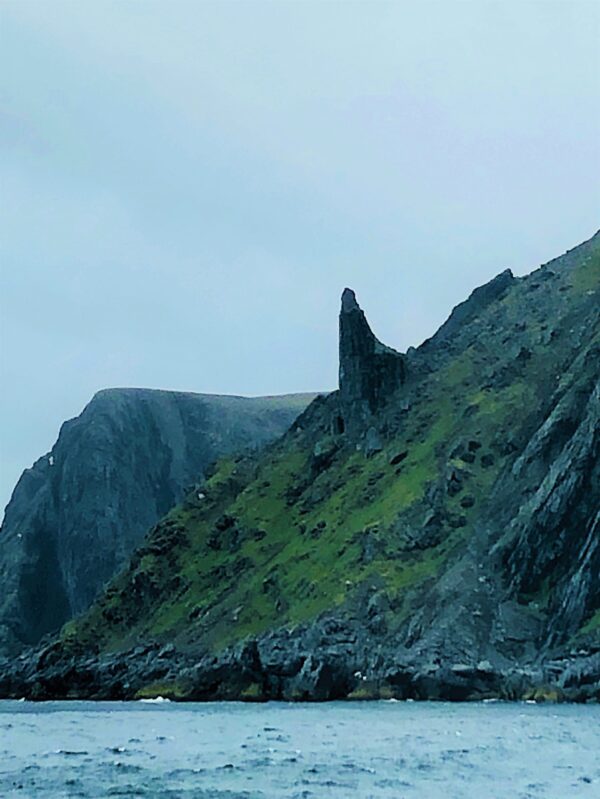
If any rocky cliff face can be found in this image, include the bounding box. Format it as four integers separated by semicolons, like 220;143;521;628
338;287;405;435
0;390;314;655
2;231;599;702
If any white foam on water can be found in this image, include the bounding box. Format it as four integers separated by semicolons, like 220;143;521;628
139;696;171;704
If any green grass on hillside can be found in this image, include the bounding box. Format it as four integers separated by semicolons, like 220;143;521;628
61;239;600;657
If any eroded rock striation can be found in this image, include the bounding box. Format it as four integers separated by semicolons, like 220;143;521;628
338;287;405;435
1;230;599;701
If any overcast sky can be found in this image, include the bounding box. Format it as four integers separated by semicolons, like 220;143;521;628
1;0;599;513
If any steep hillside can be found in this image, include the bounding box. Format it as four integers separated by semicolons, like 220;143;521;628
0;390;314;655
3;231;598;701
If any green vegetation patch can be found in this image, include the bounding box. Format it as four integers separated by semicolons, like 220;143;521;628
580;609;600;636
134;680;190;701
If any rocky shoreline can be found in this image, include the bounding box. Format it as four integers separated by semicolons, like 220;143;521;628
2;617;599;703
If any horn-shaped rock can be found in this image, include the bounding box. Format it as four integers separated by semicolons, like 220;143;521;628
338;288;405;433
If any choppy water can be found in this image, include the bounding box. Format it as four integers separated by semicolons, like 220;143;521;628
1;700;599;798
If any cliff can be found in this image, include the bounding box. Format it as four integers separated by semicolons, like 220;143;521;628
0;390;314;655
2;230;599;701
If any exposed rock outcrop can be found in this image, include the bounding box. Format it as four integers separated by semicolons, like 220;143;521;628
338;288;405;435
422;268;515;349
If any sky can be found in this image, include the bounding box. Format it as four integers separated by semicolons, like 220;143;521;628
1;0;599;513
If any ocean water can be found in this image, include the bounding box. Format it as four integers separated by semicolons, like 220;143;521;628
0;700;598;798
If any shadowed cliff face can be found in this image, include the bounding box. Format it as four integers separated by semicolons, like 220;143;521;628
2;231;599;702
0;390;314;655
338;288;405;435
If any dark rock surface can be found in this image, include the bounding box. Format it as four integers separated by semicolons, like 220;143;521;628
0;389;314;655
338;288;405;435
422;268;515;348
2;613;598;702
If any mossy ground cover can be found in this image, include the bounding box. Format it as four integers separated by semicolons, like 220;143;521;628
77;351;539;654
569;247;600;294
134;680;190;700
579;609;600;636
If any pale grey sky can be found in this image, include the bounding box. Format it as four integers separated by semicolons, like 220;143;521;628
1;0;599;512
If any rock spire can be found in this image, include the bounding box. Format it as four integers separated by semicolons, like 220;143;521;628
338;288;405;433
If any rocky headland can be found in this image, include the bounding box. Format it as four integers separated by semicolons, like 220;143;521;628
1;231;598;702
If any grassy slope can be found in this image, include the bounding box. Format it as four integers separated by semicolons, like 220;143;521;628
62;236;600;657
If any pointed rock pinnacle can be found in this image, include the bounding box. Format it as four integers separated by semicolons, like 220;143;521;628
338;288;405;434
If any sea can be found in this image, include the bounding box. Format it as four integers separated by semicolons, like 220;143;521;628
1;700;598;798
